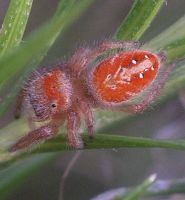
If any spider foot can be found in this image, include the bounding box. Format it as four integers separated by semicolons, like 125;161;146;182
68;139;84;149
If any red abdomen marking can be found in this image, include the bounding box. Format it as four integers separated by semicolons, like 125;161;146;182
91;50;160;103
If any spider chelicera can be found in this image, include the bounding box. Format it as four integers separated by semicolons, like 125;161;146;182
10;40;175;151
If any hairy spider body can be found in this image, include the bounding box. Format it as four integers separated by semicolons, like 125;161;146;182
10;40;174;152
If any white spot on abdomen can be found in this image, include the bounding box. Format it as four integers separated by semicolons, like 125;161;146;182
139;73;144;79
132;59;137;64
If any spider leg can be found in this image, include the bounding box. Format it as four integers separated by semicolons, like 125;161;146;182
80;101;94;138
90;40;140;58
14;88;26;119
9;122;60;152
15;89;43;130
67;111;83;149
121;62;176;113
68;47;91;76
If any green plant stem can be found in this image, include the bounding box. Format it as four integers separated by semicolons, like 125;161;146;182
162;38;185;62
30;134;185;153
114;0;165;40
144;14;185;62
0;0;33;56
146;178;185;197
122;174;156;200
93;178;185;200
2;133;185;167
146;15;185;49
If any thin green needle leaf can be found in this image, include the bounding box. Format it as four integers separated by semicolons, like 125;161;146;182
143;14;185;62
146;14;185;49
0;0;33;56
122;174;156;200
146;178;185;197
30;134;185;153
93;178;185;200
3;132;185;167
114;0;165;40
163;38;185;62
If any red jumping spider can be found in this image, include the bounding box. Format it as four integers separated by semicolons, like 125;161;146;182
10;40;175;151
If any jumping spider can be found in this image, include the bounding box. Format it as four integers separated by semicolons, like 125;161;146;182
10;40;175;152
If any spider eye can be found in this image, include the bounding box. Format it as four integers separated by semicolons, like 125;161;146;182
51;103;57;108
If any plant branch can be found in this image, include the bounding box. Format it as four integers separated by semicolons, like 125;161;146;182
114;0;165;40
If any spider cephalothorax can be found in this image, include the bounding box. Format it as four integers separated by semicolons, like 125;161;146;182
10;40;174;151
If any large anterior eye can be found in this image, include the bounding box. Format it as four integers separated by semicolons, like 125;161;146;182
51;102;57;108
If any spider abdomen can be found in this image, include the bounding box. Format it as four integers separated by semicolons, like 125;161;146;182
89;50;160;105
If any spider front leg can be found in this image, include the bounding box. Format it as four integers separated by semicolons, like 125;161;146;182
90;40;140;58
80;101;94;138
9;122;60;152
68;47;91;76
121;62;176;114
67;111;83;149
15;89;40;130
14;88;26;119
